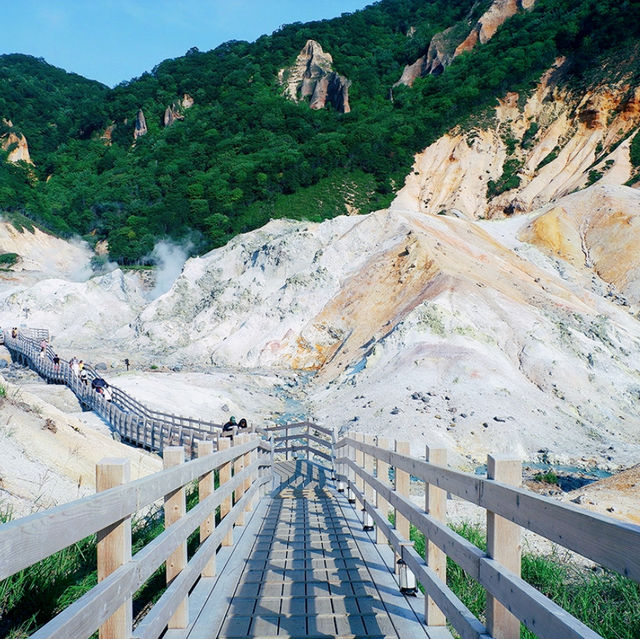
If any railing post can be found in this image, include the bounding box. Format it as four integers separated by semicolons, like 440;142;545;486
218;436;234;546
346;431;356;504
234;434;246;526
395;440;410;567
244;434;254;513
198;440;215;578
486;455;522;639
354;432;364;508
97;458;132;639
425;446;447;627
376;436;391;545
163;446;188;629
363;434;375;531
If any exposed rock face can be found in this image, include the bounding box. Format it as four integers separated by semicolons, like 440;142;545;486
0;376;161;516
519;185;640;304
181;93;194;109
396;0;536;87
454;0;529;56
100;123;115;145
279;40;351;113
133;204;640;468
163;94;194;127
1;120;33;165
163;104;184;127
395;29;455;86
133;109;147;139
392;61;640;220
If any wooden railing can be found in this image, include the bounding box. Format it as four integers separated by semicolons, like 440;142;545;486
2;329;228;457
0;435;272;639
265;421;335;468
335;432;640;639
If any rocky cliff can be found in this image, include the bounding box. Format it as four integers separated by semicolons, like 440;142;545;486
392;61;640;220
163;93;194;127
1;120;33;164
279;40;351;113
396;0;536;87
133;108;148;139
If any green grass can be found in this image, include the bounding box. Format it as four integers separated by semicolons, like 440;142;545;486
407;521;640;638
0;481;210;637
532;470;560;485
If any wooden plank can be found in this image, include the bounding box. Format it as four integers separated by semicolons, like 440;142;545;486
354;432;365;507
343;457;603;639
132;479;263;639
218;437;233;546
486;455;521;639
164;447;188;630
363;434;375;504
243;435;254;513
376;436;391;546
234;435;246;526
96;459;132;639
425;446;447;627
31;474;268;639
395;440;410;544
479;558;602;639
197;441;215;578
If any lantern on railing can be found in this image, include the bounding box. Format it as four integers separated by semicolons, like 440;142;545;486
362;507;374;531
397;557;417;596
347;486;356;504
337;479;345;492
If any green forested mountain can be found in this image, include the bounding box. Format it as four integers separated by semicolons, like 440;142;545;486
1;0;639;262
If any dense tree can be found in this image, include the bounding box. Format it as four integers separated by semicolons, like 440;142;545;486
0;0;638;263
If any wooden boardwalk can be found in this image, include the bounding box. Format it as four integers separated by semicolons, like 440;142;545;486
166;460;433;639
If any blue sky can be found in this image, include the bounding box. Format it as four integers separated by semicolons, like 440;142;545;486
3;0;372;87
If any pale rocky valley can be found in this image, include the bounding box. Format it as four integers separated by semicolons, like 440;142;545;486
1;57;640;528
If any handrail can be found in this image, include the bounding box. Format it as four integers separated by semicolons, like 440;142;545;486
335;432;640;639
1;436;272;639
0;437;268;579
336;435;640;582
267;421;336;469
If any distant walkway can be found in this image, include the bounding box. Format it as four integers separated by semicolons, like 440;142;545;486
2;326;225;456
167;460;430;639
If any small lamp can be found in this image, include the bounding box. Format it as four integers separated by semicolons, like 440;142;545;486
362;508;374;531
397;558;417;596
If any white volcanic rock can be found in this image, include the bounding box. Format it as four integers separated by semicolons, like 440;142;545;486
519;185;640;303
0;268;145;349
0;220;92;281
134;205;640;470
0;375;160;517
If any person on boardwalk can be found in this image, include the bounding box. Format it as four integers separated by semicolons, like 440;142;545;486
222;416;237;436
11;327;17;339
124;358;130;371
53;353;60;372
238;418;248;430
79;367;88;386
